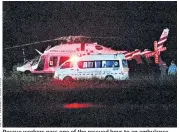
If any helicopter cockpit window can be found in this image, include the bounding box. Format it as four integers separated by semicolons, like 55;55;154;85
49;56;58;67
31;56;40;66
36;57;45;70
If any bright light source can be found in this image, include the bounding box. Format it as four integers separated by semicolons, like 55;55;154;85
70;55;79;62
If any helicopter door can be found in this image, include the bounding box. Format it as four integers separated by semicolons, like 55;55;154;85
36;56;45;71
59;56;70;66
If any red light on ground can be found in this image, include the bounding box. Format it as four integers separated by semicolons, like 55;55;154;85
64;103;94;109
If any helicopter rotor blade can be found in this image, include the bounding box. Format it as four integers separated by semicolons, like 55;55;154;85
3;36;75;50
4;39;57;50
4;36;121;50
89;36;120;39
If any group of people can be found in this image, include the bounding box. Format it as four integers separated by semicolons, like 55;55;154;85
159;61;177;77
127;59;177;78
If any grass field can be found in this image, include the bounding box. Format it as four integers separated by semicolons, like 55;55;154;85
3;72;177;127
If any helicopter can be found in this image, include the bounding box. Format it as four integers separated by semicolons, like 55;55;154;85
4;28;169;75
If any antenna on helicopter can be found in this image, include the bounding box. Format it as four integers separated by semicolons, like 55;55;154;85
35;49;43;55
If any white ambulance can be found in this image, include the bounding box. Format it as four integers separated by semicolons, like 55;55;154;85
54;54;129;80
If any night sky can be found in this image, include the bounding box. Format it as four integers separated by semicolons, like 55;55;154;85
3;1;177;70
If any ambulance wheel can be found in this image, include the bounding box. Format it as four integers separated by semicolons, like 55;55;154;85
63;76;74;81
105;75;114;81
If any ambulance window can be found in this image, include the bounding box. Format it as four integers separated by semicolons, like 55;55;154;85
113;60;119;67
95;61;102;68
83;61;94;68
83;62;88;68
49;56;58;67
78;61;84;68
61;62;72;69
102;61;106;68
122;59;128;67
87;61;95;68
106;60;114;67
78;61;95;68
102;60;119;68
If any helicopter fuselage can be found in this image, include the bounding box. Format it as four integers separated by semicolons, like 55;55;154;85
17;42;126;74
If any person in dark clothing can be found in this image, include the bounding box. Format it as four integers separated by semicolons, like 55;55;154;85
127;59;137;78
159;63;168;78
149;63;161;78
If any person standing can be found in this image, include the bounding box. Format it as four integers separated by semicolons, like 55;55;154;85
168;61;177;76
159;63;168;77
